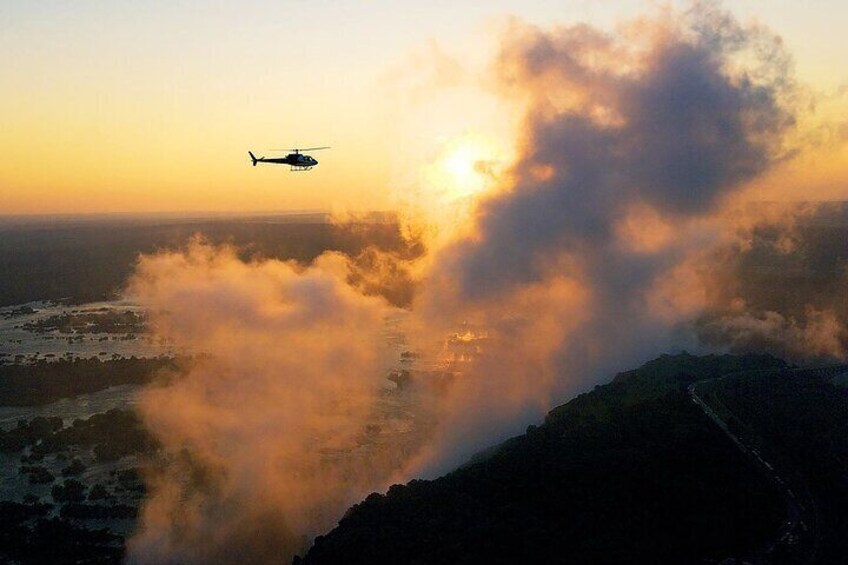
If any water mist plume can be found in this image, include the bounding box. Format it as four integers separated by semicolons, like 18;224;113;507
125;239;402;563
126;4;847;562
409;3;823;475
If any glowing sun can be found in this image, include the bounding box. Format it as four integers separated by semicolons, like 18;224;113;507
425;134;506;203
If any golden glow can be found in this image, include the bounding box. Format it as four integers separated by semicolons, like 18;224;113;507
1;2;847;215
615;204;675;254
423;133;507;204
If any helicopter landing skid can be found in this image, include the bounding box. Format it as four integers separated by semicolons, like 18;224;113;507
290;166;313;171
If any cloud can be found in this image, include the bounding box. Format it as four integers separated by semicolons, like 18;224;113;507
447;9;795;302
125;238;408;563
698;304;847;360
125;3;848;561
407;3;832;475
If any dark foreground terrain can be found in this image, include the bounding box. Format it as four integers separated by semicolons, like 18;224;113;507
696;366;848;564
1;210;846;563
0;357;171;564
301;353;848;565
0;405;153;564
1;352;845;564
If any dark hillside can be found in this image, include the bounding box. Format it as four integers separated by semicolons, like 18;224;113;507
704;367;848;564
301;354;788;565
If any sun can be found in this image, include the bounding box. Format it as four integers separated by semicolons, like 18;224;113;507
403;132;514;241
442;143;485;197
424;134;506;203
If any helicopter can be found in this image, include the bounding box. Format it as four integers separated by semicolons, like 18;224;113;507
248;147;330;171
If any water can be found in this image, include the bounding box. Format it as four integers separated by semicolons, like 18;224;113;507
0;384;140;431
0;299;439;535
0;384;144;534
0;300;176;364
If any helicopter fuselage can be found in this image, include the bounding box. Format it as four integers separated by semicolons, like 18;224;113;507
249;148;327;170
271;154;316;166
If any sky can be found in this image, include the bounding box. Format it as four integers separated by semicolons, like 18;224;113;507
1;0;846;215
4;5;845;559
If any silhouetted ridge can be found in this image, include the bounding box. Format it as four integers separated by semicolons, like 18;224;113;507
301;353;788;564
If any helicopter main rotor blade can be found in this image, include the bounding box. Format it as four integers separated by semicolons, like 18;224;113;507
268;146;330;152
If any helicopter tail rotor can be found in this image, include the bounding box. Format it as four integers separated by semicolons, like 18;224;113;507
248;151;258;166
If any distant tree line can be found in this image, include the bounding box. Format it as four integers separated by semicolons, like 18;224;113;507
0;356;180;406
0;217;424;307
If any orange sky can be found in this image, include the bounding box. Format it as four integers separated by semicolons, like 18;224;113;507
1;1;846;215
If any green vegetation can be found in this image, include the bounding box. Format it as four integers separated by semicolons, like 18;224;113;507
115;468;142;489
0;357;164;563
545;352;787;427
709;368;848;563
0;416;63;452
21;465;54;485
22;309;146;335
52;479;87;503
59;503;137;520
36;409;158;462
302;353;788;564
0;305;36;319
61;458;86;477
0;507;122;564
0;407;155;562
87;484;111;501
0;357;179;406
1;409;158;466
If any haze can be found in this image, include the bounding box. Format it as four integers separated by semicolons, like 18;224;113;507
2;2;848;564
2;0;847;215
